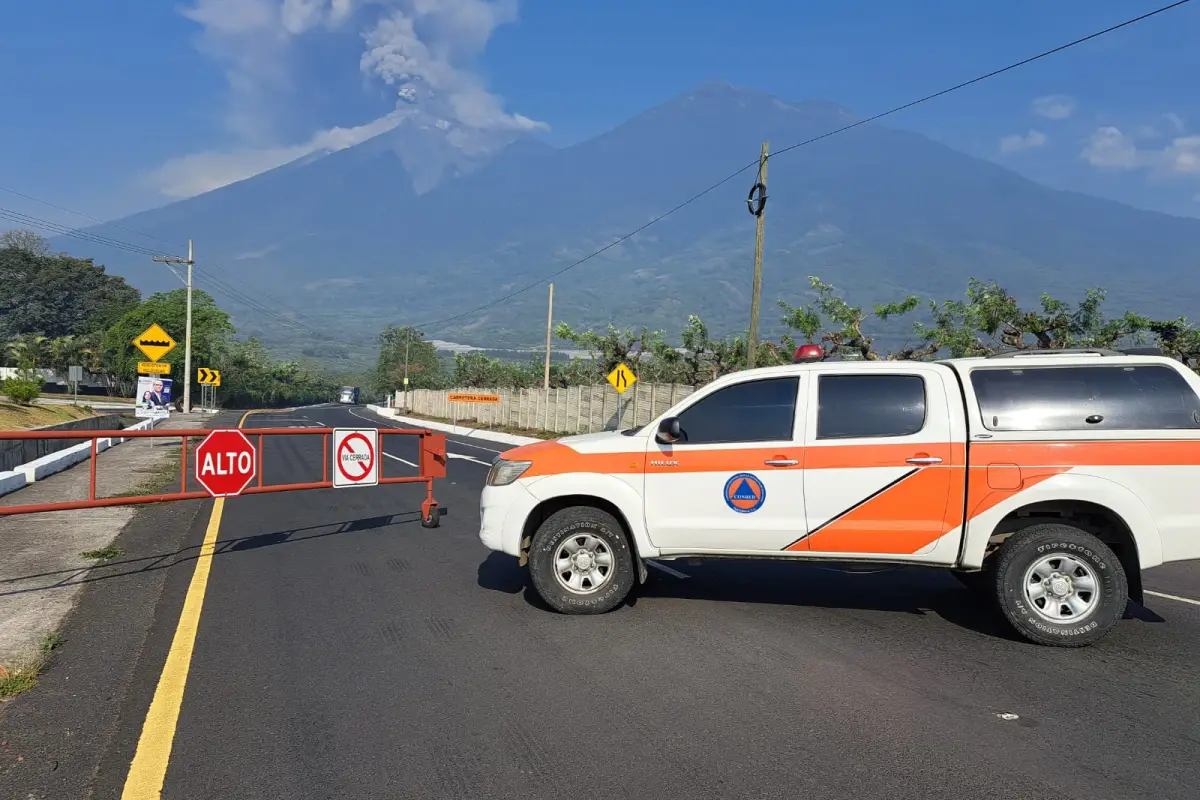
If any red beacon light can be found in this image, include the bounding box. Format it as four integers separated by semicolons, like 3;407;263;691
792;344;824;364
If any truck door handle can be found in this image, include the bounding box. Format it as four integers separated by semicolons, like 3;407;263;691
906;456;942;465
764;458;799;467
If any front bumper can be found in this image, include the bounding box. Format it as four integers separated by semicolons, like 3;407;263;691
479;480;540;557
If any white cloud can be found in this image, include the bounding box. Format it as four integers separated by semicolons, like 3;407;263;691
1163;112;1185;133
156;1;544;198
1082;126;1140;169
999;129;1047;155
1031;94;1076;120
1081;126;1200;177
146;112;405;198
1165;136;1200;175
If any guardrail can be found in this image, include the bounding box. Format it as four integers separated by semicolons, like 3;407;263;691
0;427;448;523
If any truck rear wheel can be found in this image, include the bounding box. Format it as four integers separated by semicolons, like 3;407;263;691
528;506;636;615
992;523;1128;648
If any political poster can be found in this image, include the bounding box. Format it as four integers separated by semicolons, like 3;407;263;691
135;375;173;419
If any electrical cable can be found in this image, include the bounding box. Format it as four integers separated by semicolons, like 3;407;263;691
409;0;1193;330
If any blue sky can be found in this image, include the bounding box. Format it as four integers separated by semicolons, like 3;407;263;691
1;0;1198;230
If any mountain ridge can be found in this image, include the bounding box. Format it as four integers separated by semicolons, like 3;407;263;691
51;83;1200;353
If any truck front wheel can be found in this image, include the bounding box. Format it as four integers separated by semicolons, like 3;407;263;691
992;523;1128;648
528;506;636;615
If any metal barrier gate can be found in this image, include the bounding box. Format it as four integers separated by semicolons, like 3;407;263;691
0;427;448;524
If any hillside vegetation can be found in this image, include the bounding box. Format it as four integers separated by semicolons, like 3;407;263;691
371;275;1200;395
1;231;357;408
53;83;1200;352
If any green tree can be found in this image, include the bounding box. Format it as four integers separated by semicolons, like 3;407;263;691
0;234;141;341
552;322;666;382
100;289;233;398
914;280;1151;357
5;334;50;369
373;326;444;395
779;276;932;360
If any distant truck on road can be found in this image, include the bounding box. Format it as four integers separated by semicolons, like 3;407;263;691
338;386;360;405
479;346;1200;648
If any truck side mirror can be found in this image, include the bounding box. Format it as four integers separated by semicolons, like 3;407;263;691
656;417;682;444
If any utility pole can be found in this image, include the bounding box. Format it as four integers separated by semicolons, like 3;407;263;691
746;142;769;369
542;283;554;430
152;238;195;413
543;283;554;391
403;327;411;413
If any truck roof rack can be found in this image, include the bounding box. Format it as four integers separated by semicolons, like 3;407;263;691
985;348;1124;359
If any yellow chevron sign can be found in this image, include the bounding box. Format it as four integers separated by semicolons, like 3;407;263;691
197;368;221;386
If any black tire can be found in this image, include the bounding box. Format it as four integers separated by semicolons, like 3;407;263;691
528;506;636;615
421;510;440;529
992;523;1128;648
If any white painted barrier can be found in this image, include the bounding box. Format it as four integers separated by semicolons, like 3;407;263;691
0;416;161;498
365;404;539;447
0;470;25;495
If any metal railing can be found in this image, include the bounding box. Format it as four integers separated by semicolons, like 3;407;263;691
0;427;448;524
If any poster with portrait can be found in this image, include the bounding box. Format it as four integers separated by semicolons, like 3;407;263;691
135;375;173;419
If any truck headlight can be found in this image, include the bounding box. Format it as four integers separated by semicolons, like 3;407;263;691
486;459;532;487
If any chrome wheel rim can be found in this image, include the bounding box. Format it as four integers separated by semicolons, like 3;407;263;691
1022;553;1100;624
553;532;614;594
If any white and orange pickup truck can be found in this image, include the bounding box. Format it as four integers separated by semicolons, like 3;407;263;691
479;347;1200;647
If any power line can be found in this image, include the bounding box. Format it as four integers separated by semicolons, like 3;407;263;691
410;0;1193;330
0;184;182;249
0;204;355;345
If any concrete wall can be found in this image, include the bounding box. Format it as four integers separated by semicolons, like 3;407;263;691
392;383;697;434
0;413;130;473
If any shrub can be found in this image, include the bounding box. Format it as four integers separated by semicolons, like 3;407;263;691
2;362;44;404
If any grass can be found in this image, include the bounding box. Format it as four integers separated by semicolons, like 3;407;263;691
0;399;100;431
0;632;64;701
109;438;196;500
80;544;124;561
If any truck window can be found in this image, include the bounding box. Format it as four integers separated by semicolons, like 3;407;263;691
675;377;799;444
970;364;1200;431
816;374;927;439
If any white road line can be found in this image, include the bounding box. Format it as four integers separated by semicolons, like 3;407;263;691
1145;589;1200;607
448;452;491;466
646;560;690;580
443;439;505;454
349;408;505;453
383;452;418;468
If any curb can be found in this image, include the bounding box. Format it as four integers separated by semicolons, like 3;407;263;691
364;405;540;447
0;417;162;498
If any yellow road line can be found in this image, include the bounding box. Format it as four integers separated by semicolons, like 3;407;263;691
121;411;257;799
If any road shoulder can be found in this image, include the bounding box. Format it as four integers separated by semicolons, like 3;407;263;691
0;414;203;670
0;412;239;800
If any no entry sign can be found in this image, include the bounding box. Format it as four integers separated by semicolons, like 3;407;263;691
333;428;379;488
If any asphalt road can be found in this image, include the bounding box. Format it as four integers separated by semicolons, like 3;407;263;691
5;403;1200;799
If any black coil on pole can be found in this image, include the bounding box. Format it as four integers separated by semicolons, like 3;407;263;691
746;182;767;217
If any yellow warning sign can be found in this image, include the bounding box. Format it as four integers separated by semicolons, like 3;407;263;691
138;361;171;375
606;362;637;394
132;323;177;362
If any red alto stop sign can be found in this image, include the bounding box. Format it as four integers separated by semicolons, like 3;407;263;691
194;428;257;498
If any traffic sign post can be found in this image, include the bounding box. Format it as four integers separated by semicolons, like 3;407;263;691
194;429;257;498
333;428;380;488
